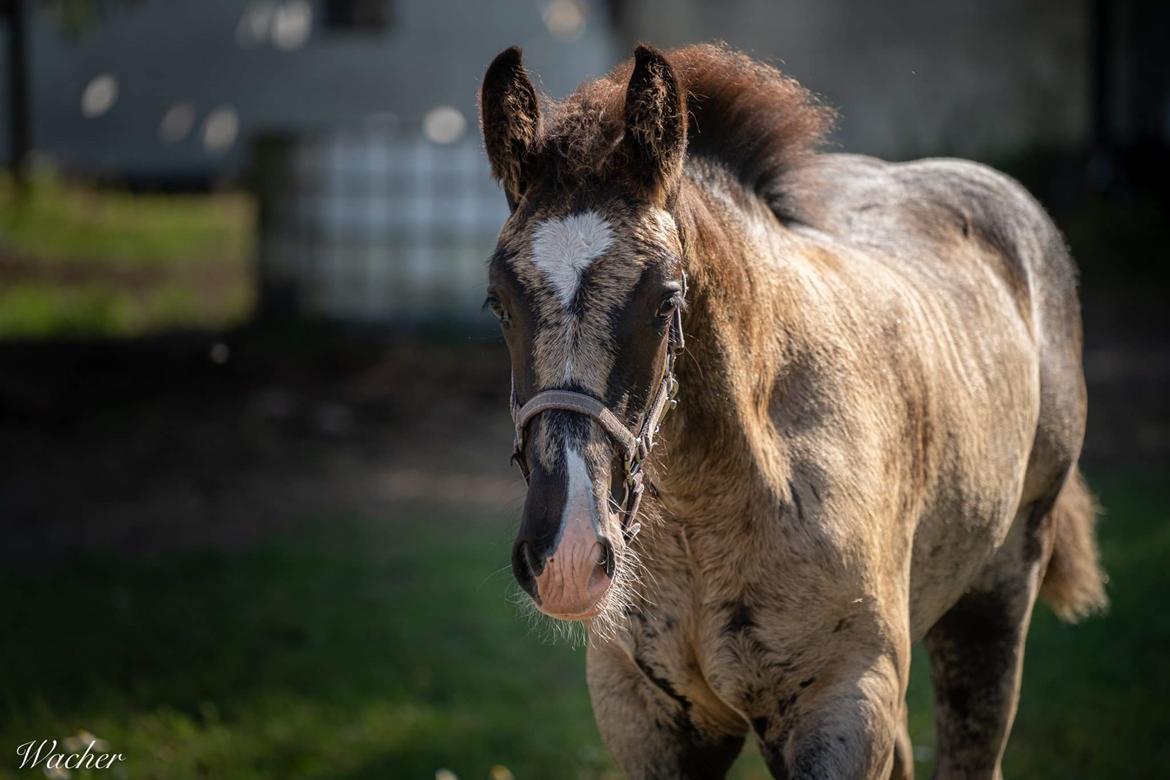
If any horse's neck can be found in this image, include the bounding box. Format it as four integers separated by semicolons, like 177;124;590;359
655;175;794;521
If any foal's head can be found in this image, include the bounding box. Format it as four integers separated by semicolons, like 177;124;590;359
480;46;688;622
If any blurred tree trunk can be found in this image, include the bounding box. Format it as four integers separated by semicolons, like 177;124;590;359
4;0;31;194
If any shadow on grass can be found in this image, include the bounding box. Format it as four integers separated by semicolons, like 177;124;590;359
1;472;1166;779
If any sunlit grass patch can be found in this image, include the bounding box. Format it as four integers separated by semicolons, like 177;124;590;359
0;171;254;338
0;171;252;269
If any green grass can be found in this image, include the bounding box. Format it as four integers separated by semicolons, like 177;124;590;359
0;471;1165;779
0;173;252;269
0;172;254;338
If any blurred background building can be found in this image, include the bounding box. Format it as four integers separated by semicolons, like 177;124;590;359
3;0;1167;325
612;0;1170;163
2;0;618;182
2;0;620;324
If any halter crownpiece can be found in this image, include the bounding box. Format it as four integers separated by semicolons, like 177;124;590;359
510;273;687;540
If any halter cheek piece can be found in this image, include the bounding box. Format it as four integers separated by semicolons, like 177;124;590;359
510;274;687;541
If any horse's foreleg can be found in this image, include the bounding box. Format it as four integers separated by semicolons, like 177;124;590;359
587;640;746;780
767;655;905;779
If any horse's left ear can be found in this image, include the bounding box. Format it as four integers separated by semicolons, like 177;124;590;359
480;46;543;211
624;45;687;203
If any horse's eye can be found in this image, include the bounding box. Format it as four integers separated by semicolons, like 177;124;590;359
656;294;680;320
484;295;510;326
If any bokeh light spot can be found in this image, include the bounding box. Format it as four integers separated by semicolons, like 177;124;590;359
81;74;118;118
423;106;467;145
236;1;275;47
271;0;312;50
159;102;196;143
202;105;240;153
542;0;585;41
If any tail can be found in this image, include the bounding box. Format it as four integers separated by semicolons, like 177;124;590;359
1040;467;1108;622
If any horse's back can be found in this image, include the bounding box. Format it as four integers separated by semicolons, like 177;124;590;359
780;154;1072;321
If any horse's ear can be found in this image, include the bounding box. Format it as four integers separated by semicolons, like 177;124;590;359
624;45;687;203
480;46;542;211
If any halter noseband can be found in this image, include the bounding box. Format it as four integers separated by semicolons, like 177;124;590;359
510;274;687;540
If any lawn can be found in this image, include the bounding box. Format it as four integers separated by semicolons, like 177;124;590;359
0;470;1165;779
0;173;254;338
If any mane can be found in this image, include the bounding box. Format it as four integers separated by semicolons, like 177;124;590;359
542;43;835;215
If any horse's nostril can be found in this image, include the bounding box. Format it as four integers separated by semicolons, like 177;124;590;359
597;537;615;578
523;541;542;577
511;541;539;599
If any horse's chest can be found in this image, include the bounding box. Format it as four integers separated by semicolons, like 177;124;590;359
625;525;858;732
625;602;820;732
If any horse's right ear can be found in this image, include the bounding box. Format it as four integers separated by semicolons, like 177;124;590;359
623;45;687;204
480;46;542;211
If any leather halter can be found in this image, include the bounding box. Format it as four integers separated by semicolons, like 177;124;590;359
510;274;687;540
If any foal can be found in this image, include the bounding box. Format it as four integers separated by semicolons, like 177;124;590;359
480;44;1106;779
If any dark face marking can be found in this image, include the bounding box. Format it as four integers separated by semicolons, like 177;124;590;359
604;263;681;413
488;251;539;405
